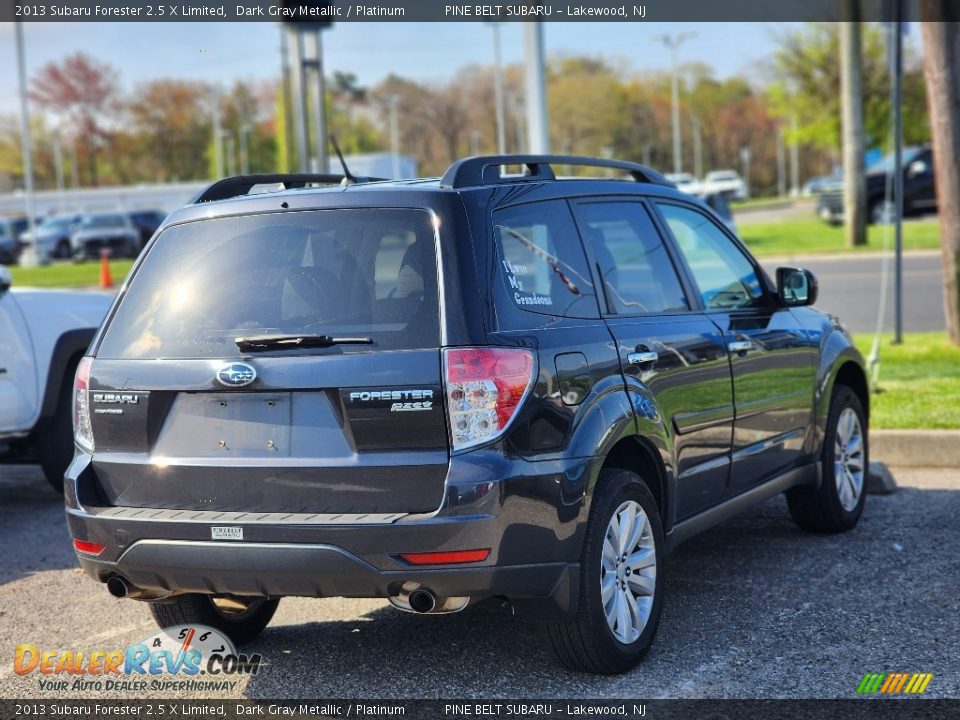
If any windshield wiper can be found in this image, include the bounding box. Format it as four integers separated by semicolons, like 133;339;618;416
235;334;373;352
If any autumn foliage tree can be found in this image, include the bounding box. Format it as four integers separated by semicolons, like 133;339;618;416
29;52;119;186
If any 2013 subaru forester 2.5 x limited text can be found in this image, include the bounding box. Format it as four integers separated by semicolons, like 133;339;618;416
66;156;869;674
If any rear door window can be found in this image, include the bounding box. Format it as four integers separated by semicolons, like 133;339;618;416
493;200;598;321
96;208;439;358
573;201;689;315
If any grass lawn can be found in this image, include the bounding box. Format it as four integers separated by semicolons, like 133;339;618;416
853;332;960;430
741;219;941;257
10;260;135;289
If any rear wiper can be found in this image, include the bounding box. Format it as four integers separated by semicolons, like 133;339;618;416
235;334;373;352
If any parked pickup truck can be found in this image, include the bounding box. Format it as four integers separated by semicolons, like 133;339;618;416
0;266;112;491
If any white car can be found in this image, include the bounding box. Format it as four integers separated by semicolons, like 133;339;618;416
0;266;112;490
703;169;747;200
664;172;703;194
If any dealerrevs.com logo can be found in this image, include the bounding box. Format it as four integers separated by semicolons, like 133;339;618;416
14;625;262;693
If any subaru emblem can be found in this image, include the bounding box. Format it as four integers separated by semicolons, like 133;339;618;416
216;362;257;387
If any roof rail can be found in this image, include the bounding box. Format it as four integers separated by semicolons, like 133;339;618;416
190;173;384;204
439;155;675;190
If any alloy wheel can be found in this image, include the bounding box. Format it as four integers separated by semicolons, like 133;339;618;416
601;500;657;644
834;407;865;512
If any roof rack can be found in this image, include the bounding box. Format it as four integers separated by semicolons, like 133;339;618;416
439;155;674;190
190;173;384;204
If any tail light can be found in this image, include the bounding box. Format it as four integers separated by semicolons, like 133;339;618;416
443;347;535;451
73;356;94;453
73;539;105;556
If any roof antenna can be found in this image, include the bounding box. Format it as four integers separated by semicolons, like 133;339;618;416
330;135;356;186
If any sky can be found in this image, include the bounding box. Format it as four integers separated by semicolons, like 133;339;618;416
0;21;797;115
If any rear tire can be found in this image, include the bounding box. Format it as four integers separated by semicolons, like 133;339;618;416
787;385;868;533
149;595;279;646
37;362;79;493
547;468;664;674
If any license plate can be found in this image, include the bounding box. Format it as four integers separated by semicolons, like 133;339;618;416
211;526;243;541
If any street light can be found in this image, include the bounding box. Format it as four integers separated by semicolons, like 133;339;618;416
386;94;400;179
651;31;697;176
14;21;39;265
488;22;507;156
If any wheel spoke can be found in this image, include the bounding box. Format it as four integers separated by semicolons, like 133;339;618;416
623;589;642;640
846;454;864;471
623;509;646;555
627;571;656;597
602;536;618;570
846;434;862;456
601;572;617;607
605;586;620;628
616;589;631;639
625;547;655;573
617;505;635;556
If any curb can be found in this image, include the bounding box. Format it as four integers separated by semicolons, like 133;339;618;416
869;429;960;469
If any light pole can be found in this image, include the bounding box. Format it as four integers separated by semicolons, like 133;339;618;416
489;22;507;156
287;28;309;173
387;94;400;179
692;115;703;179
306;29;329;173
240;124;251;175
14;21;38;264
210;86;224;179
652;31;696;176
523;22;549;154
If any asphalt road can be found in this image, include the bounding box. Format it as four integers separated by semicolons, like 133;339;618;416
1;463;958;700
759;251;946;333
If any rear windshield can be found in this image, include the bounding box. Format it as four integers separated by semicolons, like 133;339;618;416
97;208;439;359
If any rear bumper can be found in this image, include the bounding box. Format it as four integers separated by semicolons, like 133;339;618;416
65;449;593;618
75;540;577;618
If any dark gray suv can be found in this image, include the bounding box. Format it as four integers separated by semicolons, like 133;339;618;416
66;157;869;674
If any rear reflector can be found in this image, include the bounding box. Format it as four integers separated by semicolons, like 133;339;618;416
398;549;490;565
73;539;105;556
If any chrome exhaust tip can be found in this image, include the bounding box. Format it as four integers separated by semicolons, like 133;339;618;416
388;581;470;614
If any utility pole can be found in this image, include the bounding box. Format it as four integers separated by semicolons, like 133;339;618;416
14;21;38;264
692;115;703;179
210;86;224;179
652;31;696;176
279;27;294;172
776;126;786;198
840;9;867;247
224;132;236;176
387;94;400;178
891;7;904;344
789;110;800;196
523;22;549;154
53;130;65;209
287;28;309;172
489;22;507;156
919;5;960;346
306;29;329;173
240;124;251;175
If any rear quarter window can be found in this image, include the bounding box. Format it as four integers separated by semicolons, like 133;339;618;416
96;208;439;358
492;199;599;327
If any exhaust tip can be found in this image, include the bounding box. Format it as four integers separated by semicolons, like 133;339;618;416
106;576;130;599
408;588;437;614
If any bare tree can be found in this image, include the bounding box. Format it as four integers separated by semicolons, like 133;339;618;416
919;13;960;344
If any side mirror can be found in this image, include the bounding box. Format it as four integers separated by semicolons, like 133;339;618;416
0;266;12;296
777;267;818;307
908;159;928;177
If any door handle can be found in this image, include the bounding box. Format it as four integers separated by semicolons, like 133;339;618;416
627;350;659;366
728;339;753;354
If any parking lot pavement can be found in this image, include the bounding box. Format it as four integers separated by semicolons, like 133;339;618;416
1;464;957;700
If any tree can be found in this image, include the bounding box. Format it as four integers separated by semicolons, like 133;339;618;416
840;13;867;247
128;80;210;181
29;52;119;186
919;13;960;345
